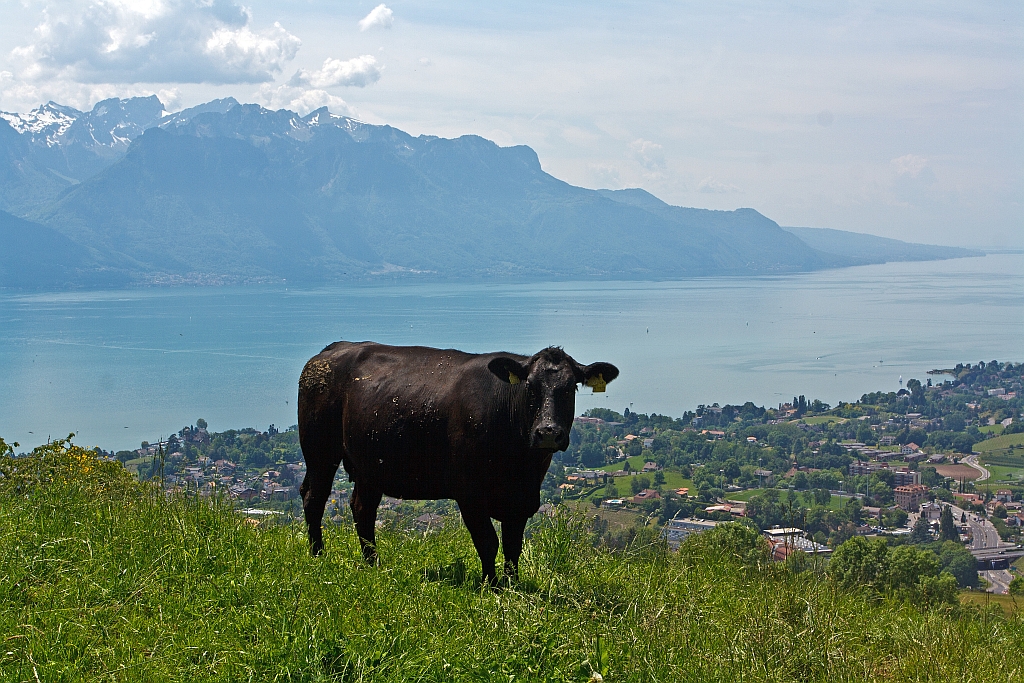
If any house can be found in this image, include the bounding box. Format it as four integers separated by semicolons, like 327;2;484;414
228;483;258;501
849;461;881;476
763;527;832;558
995;489;1013;503
894;484;929;511
879;435;897;446
642;438;655;449
414;513;445;528
632;489;662;504
705;504;744;516
642;461;661;473
600;499;626;509
892;469;922;487
954;492;983;506
661;517;718;549
674;488;690;497
746;436;758;443
900;443;921;455
919;501;943;522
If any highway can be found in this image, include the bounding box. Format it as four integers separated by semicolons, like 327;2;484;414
950;504;1003;550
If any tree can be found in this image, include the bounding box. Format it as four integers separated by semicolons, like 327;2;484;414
579;442;605;468
653;470;665;486
604;478;619;499
196;418;208;430
938;505;958;541
812;488;831;506
630;474;651;495
910;516;932;544
937;541;979;588
828;537;891;592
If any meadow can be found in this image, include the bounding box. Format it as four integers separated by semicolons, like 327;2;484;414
1;438;1022;682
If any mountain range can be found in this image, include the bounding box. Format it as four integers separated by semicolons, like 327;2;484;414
0;96;980;289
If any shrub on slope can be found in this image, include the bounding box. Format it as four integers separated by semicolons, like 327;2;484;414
1;437;1021;681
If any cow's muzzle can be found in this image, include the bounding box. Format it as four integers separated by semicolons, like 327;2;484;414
532;425;568;451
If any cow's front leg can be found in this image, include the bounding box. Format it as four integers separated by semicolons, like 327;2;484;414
350;482;382;564
460;504;499;584
501;516;528;581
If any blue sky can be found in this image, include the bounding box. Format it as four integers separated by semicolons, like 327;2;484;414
1;0;1020;247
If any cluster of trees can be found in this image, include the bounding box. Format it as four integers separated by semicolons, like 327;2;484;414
124;422;302;482
827;537;966;605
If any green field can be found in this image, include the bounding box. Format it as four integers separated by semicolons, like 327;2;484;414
984;464;1024;484
979;425;1005;436
976;433;1024;454
593;456;692;491
3;439;1022;682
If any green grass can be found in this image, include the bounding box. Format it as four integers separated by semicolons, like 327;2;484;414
983;464;1024;483
593;457;693;491
2;440;1024;681
979;425;1005;436
976;433;1024;454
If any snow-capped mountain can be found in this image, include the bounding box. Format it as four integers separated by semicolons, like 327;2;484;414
1;95;167;151
0;102;81;147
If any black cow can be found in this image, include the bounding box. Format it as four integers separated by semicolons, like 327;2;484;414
297;342;618;583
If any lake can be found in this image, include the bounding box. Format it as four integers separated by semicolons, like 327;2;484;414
2;253;1021;452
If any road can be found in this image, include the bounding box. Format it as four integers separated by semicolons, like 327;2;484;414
979;570;1015;595
950;504;1003;550
963;453;990;482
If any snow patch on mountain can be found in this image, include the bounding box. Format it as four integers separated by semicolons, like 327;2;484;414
0;102;81;146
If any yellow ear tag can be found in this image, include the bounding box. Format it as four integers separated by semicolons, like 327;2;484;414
508;371;520;385
586;373;607;393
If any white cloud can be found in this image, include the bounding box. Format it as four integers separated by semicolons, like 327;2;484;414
591;164;623;188
256;83;354;117
358;5;394;32
697;176;739;193
630;138;665;170
10;0;301;84
891;153;928;177
290;56;381;88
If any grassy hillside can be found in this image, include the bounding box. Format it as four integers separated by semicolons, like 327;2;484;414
976;433;1024;454
2;438;1022;682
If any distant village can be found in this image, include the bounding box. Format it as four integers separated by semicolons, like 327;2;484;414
98;359;1023;593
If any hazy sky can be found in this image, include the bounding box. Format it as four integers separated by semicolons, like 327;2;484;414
1;1;1020;247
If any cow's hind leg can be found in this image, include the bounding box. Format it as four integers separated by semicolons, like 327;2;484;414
350;482;383;564
501;516;528;581
300;462;339;556
460;504;500;585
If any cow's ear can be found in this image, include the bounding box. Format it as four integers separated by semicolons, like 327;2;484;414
581;362;619;393
488;357;529;385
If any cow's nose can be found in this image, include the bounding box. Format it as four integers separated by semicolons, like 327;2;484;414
535;425;566;447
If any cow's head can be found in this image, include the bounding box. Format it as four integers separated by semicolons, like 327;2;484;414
488;348;619;451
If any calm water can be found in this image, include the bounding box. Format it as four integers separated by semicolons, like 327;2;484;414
1;254;1021;452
